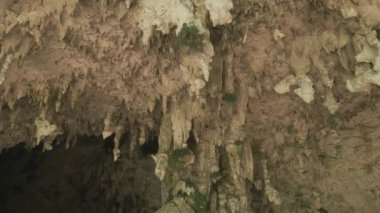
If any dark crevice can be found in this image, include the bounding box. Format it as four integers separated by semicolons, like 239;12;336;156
140;135;159;156
186;129;197;153
250;142;272;213
103;133;115;153
0;135;161;213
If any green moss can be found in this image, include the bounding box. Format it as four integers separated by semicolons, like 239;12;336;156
168;148;192;168
190;190;207;213
131;0;139;7
328;113;341;130
376;29;380;40
172;23;203;52
223;93;237;103
184;178;196;188
318;153;327;162
210;171;222;179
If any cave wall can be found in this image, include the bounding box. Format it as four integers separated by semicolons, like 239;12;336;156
1;0;380;212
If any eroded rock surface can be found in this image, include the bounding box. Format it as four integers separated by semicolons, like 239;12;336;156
1;0;380;212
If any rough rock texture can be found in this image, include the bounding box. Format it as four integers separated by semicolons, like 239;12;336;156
1;0;380;212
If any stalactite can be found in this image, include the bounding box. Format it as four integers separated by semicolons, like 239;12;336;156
0;55;13;85
138;126;146;145
1;0;380;212
34;110;60;147
113;125;124;161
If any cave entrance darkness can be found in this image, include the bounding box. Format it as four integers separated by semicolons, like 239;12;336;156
140;135;159;157
0;136;161;213
186;130;197;153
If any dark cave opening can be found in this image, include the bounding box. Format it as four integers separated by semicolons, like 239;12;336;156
140;135;159;157
0;136;161;213
186;130;197;153
103;133;116;152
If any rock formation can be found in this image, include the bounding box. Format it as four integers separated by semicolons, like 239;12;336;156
1;0;380;212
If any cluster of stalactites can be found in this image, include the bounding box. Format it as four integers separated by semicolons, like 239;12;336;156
274;2;380;114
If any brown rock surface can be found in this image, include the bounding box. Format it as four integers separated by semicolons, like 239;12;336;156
1;0;380;212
